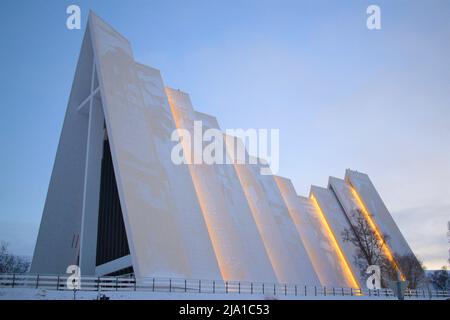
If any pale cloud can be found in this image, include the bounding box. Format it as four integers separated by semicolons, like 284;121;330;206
392;205;450;270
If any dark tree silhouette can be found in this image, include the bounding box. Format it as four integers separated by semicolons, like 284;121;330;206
0;242;30;273
394;253;425;289
342;209;425;289
342;209;402;287
428;266;449;290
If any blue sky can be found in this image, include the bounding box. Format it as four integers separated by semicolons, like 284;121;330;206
0;0;449;269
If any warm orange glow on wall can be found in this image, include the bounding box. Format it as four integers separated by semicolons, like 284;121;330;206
349;186;404;280
166;91;231;281
230;161;284;282
273;178;324;283
310;194;360;289
225;138;286;283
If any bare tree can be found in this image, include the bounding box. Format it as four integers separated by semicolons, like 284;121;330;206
0;241;30;273
342;209;397;287
342;209;426;289
393;253;425;289
428;266;449;290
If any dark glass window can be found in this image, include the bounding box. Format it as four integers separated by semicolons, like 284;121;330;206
96;135;130;266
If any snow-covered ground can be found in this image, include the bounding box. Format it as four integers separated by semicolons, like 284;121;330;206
1;288;445;300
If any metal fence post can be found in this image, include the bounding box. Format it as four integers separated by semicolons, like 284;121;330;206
213;281;215;294
134;276;136;291
324;286;326;296
314;286;317;296
184;279;187;292
295;285;297;296
285;284;287;296
333;287;335;296
56;275;60;291
199;280;201;293
116;277;118;291
350;288;353;296
226;281;228;294
304;285;307;296
169;279;172;292
152;278;155;292
273;283;276;295
262;283;264;294
238;282;240;294
12;274;15;288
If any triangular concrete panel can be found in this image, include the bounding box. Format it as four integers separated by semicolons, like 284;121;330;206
31;21;97;275
87;12;221;279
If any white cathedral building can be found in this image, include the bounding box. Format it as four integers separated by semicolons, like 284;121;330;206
31;12;416;289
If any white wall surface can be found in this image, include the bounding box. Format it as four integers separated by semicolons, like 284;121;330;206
275;176;354;288
310;185;363;287
166;88;277;282
31;25;95;275
345;170;415;257
89;13;221;279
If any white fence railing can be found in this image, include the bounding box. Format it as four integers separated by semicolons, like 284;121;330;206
0;274;449;299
